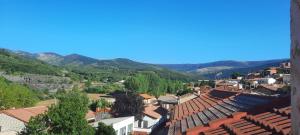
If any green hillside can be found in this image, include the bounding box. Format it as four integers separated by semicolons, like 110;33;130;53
0;49;64;76
2;49;198;82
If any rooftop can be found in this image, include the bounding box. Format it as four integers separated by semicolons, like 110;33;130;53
1;106;48;123
158;95;178;104
1;106;96;123
94;116;134;127
167;90;278;135
140;93;155;99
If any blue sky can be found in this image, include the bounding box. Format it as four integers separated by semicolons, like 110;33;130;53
0;0;290;64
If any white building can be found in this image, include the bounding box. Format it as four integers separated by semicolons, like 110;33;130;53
0;106;48;135
134;106;167;134
258;78;276;85
93;116;134;135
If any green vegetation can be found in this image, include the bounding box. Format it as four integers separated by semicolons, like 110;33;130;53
85;83;123;94
194;80;215;88
0;77;39;110
20;90;95;135
111;92;144;121
89;99;111;112
124;72;185;97
95;122;116;135
0;49;63;76
176;88;193;96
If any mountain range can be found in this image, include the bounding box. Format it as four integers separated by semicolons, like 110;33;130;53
4;49;197;82
160;59;289;79
1;48;289;81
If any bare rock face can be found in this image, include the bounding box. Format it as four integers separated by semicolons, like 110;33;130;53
291;0;300;134
0;72;73;92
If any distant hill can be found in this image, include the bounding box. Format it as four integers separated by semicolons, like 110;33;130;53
160;59;289;79
11;49;198;82
0;49;64;76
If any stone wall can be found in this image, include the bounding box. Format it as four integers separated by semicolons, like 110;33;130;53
291;0;300;134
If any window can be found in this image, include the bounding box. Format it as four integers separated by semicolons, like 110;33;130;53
120;126;126;135
127;123;133;134
138;121;142;128
143;120;148;128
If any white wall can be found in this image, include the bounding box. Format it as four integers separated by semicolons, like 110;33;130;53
259;78;276;84
134;115;168;134
0;114;25;134
112;117;134;135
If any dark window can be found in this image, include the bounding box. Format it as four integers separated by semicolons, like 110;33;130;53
143;120;148;128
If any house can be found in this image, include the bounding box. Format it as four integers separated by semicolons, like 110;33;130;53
215;80;243;91
157;95;178;110
0;106;96;135
0;106;47;135
178;93;198;104
193;85;211;95
92;116;135;135
247;72;261;79
258;77;276;84
281;62;291;69
266;67;278;75
252;84;285;96
139;94;156;105
134;105;167;135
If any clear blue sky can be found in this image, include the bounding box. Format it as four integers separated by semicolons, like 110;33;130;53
0;0;290;64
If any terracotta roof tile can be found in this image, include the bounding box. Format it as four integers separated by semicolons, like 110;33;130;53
139;93;155;99
143;105;166;119
2;106;96;123
2;106;48;123
167;90;281;135
194;99;291;135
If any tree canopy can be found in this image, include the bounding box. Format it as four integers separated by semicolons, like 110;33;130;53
95;122;116;135
0;77;39;110
20;90;95;135
124;72;184;97
111;92;144;121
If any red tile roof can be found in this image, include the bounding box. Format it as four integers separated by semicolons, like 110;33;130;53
143;105;161;119
85;110;96;120
167;90;279;135
170;90;238;122
2;106;48;123
140;94;155;99
186;97;291;135
2;106;96;123
199;104;291;135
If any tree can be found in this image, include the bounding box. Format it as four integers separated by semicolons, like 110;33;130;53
111;92;144;120
90;98;110;112
95;122;116;135
124;72;184;96
19;114;48;135
47;91;93;134
20;91;95;135
0;77;39;110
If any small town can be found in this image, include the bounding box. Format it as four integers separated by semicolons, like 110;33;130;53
0;59;293;135
1;0;300;135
